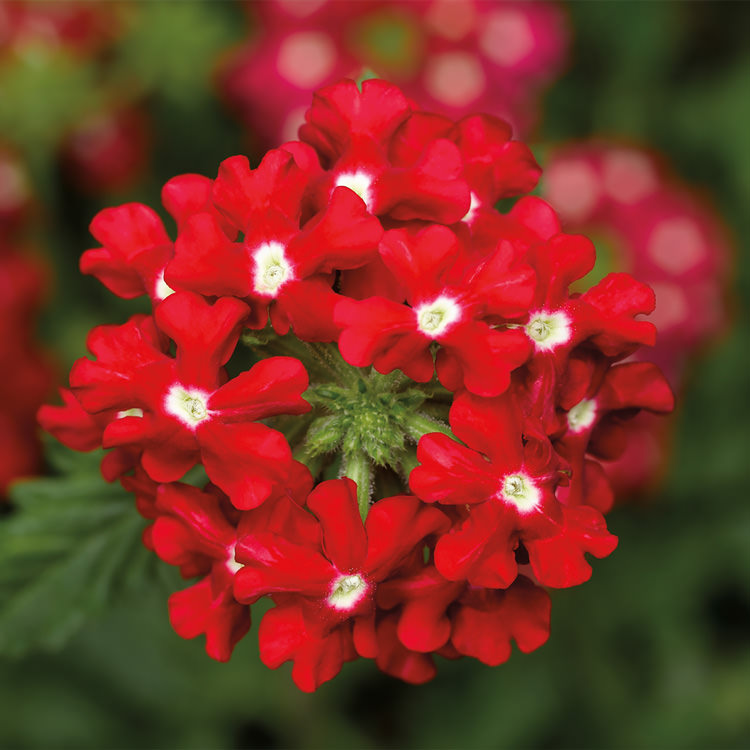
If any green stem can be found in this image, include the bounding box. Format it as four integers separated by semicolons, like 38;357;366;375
341;450;373;521
316;342;364;387
297;341;340;382
418;401;451;422
405;412;455;443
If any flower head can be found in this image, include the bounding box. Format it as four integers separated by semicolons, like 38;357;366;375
40;77;673;692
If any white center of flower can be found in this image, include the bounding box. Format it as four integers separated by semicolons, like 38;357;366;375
462;191;482;223
155;270;175;301
116;408;144;419
415;295;462;338
252;241;292;297
500;472;541;513
225;544;243;575
567;398;598;433
525;310;572;351
164;385;211;429
327;573;369;611
335;170;374;210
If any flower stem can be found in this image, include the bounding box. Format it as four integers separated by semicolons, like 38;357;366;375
405;412;454;443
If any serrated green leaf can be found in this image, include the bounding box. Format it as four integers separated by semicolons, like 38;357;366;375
0;463;155;659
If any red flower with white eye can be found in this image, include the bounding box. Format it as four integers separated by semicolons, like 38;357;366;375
300;79;472;225
81;202;173;303
480;196;658;368
166;147;382;341
149;464;316;661
233;478;449;692
410;390;617;588
554;352;674;512
336;224;534;396
69;292;310;508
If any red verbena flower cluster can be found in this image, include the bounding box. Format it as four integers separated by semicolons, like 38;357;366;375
40;79;673;691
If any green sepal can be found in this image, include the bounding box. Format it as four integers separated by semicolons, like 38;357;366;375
341;451;373;521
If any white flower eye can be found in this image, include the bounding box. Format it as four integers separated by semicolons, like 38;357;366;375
525;310;572;351
335;170;374;210
500;472;540;513
155;271;175;301
567;398;597;433
164;385;211;429
327;573;369;611
252;241;293;296
415;296;462;338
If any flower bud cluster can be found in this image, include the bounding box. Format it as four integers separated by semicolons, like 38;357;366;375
40;79;673;691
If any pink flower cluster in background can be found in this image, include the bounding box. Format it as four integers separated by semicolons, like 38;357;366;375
220;0;569;147
543;142;732;492
40;80;673;691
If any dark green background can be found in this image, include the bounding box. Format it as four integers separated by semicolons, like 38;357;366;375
1;2;748;748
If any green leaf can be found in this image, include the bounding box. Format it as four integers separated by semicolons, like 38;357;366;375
0;46;101;152
0;458;155;658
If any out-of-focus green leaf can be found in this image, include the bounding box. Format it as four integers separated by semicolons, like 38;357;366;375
0;47;100;152
113;0;242;107
0;451;153;658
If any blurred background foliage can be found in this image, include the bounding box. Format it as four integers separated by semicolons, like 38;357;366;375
1;1;749;748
